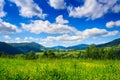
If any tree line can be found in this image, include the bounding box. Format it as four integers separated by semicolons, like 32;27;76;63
0;45;120;60
80;45;120;59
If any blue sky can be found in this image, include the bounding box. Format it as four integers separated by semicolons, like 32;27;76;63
0;0;120;47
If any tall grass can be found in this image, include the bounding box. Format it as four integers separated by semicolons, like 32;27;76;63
0;58;120;80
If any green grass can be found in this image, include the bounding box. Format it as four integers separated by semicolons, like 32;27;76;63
0;58;120;80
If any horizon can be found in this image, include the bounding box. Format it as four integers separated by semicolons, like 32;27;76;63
0;0;120;47
1;37;119;47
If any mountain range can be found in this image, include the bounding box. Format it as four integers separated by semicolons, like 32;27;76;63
0;38;120;55
66;44;89;50
9;42;44;53
52;46;66;49
0;42;23;54
96;38;120;48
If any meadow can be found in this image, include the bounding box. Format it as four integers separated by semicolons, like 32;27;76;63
0;58;120;80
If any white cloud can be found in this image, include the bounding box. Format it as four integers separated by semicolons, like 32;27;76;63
103;31;119;37
21;20;78;34
15;37;40;43
106;21;115;28
112;4;120;13
68;0;117;19
15;37;21;43
23;37;39;42
22;20;50;34
0;19;21;33
106;20;120;28
10;0;46;18
4;35;11;40
116;20;120;26
12;37;42;44
7;37;39;43
43;34;83;42
48;0;66;9
82;28;107;37
20;15;119;46
3;35;11;42
85;28;119;37
42;34;82;47
21;18;119;46
56;15;69;24
4;27;118;46
41;28;119;46
0;0;6;17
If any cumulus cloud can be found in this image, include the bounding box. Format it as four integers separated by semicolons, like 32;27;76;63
21;20;77;34
68;0;118;19
21;17;119;46
0;19;21;34
3;35;11;42
106;20;120;28
56;15;69;24
43;34;83;42
0;0;6;17
48;0;66;9
82;28;119;37
103;31;119;37
3;35;11;40
82;28;108;37
20;14;119;46
83;28;119;37
23;37;39;42
15;37;21;43
40;28;119;46
10;0;46;18
4;27;118;46
112;4;120;13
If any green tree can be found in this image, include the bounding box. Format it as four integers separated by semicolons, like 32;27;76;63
14;54;26;59
0;52;7;58
107;48;115;59
48;50;56;58
114;46;120;59
26;51;38;60
86;45;100;59
98;48;105;59
43;51;48;58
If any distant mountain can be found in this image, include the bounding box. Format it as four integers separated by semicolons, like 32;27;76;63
9;42;44;53
0;42;23;54
1;38;120;55
53;46;66;49
97;38;120;48
66;44;89;50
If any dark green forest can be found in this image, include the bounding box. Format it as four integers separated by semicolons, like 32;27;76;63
0;45;120;60
0;38;120;60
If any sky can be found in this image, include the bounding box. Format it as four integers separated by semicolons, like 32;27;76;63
0;0;120;47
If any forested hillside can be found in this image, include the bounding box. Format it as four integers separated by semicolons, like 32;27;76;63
0;42;23;54
9;42;44;53
97;38;120;48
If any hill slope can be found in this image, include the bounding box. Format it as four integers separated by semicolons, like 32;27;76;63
9;42;44;53
97;38;120;48
0;42;23;54
52;46;66;49
67;44;89;50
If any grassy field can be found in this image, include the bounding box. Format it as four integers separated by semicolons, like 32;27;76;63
0;58;120;80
